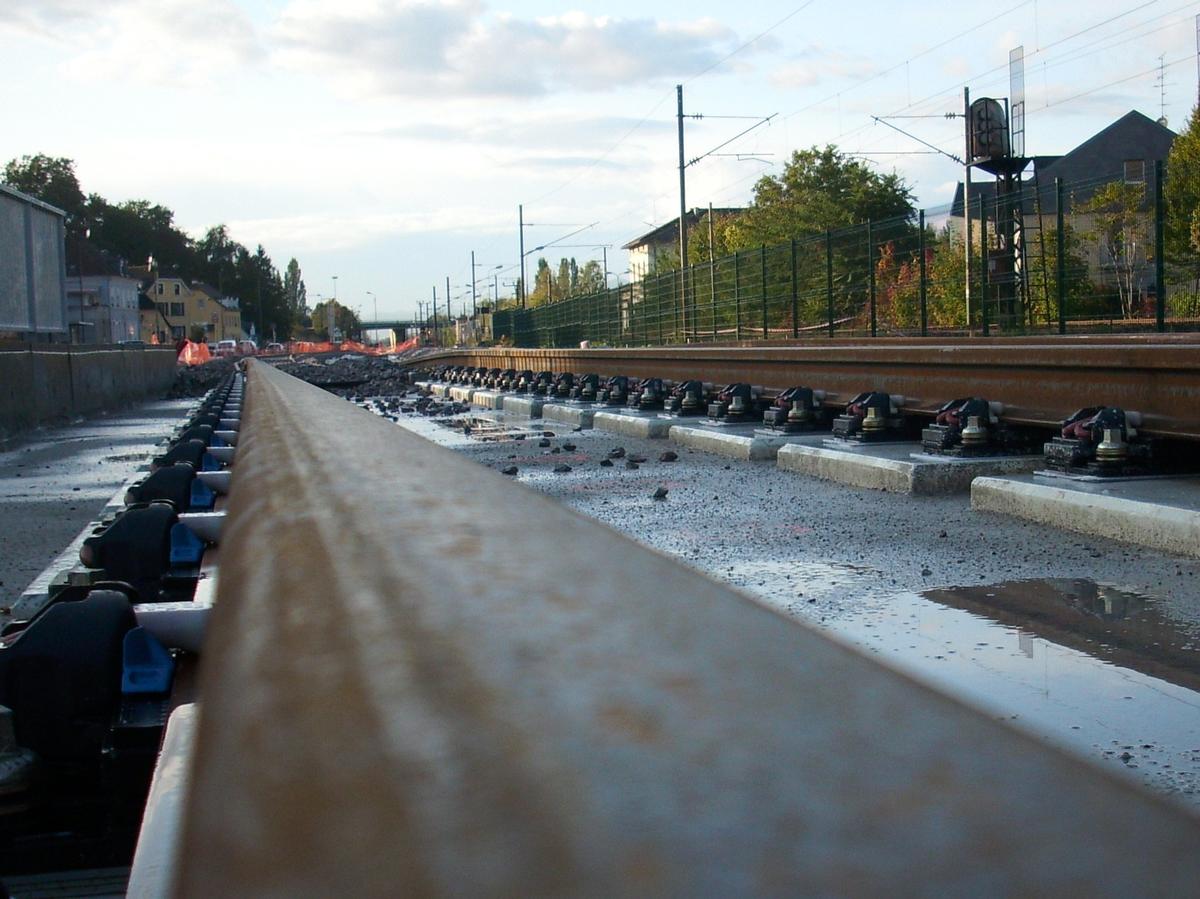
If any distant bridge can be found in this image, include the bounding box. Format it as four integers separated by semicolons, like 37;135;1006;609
359;320;426;332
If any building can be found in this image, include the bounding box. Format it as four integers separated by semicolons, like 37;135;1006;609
142;276;243;343
950;111;1176;222
622;207;742;280
0;183;67;340
139;293;171;342
192;282;244;342
66;275;141;343
948;110;1177;310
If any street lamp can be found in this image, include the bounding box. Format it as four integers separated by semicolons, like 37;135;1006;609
332;275;338;303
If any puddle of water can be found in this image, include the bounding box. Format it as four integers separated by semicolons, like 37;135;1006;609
701;565;1200;800
433;416;543;443
823;590;1200;799
922;579;1200;694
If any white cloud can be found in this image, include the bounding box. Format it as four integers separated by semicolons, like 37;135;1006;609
0;0;98;39
768;44;874;90
273;1;743;97
222;205;514;252
6;0;260;88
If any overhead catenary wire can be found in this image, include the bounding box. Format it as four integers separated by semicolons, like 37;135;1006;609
453;0;1199;303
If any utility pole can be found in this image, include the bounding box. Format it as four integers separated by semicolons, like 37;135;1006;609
677;84;688;336
963;86;972;329
708;201;717;312
256;270;263;346
431;286;438;348
446;276;451;345
470;251;477;317
518;204;526;309
602;246;608;289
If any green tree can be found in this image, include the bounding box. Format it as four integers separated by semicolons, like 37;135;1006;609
688;209;739;262
88;197;195;275
309;299;360;341
2;154;88;235
283;258;308;324
195;225;242;294
1079;182;1151;319
577;260;604;293
1166;104;1200;259
527;258;552;306
726;145;915;250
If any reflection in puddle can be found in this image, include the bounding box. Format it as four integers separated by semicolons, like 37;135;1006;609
731;572;1200;801
433;416;546;443
922;579;1200;693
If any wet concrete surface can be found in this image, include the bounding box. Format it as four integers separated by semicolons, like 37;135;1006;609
380;397;1200;807
0;399;194;607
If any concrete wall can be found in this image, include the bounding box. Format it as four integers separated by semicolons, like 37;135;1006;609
0;344;177;439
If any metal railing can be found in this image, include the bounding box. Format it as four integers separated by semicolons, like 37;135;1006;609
493;163;1199;346
172;359;1200;895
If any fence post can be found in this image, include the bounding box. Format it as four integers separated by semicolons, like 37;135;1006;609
761;245;768;340
709;257;717;342
868;220;877;338
734;250;742;341
1056;178;1066;336
1155;159;1166;332
672;270;679;342
919;209;928;337
980;195;990;337
658;275;664;345
688;263;696;343
826;229;834;337
790;238;799;339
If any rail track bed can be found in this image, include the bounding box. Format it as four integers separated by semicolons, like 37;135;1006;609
5;351;1200;895
385;389;1200;806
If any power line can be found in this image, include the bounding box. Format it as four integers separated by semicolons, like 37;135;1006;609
684;0;821;84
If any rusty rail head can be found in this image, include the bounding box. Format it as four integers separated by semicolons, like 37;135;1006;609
177;359;1200;897
419;337;1200;439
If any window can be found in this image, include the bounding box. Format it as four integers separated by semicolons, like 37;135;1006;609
156;302;168;317
170;302;185;317
173;283;181;296
198;297;206;308
1124;159;1145;184
156;283;164;295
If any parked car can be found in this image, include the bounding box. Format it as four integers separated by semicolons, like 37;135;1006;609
237;340;257;356
214;339;237;357
263;342;286;354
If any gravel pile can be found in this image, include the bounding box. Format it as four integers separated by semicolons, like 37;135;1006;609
269;355;413;397
168;358;239;398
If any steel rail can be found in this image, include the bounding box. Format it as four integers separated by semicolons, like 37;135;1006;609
177;360;1200;897
421;336;1200;439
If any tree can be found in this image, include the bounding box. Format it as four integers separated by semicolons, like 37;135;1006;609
688;209;739;262
2;154;87;235
283;258;308;322
1166;104;1200;259
195;225;242;293
577;260;605;294
309;299;360;340
1080;182;1151;319
527;258;552;306
725;145;915;251
88;197;194;275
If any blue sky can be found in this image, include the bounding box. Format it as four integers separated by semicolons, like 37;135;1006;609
3;0;1197;321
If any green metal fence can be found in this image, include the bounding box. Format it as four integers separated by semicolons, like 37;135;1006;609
491;164;1196;347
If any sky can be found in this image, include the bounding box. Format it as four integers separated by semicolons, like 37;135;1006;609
3;0;1198;323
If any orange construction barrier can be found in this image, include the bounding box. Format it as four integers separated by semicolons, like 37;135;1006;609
178;340;212;366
